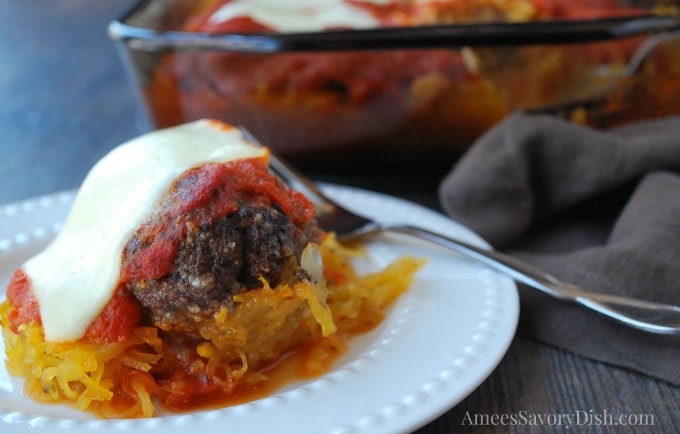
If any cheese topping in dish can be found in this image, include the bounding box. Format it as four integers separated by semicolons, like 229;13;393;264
209;0;387;32
23;120;266;342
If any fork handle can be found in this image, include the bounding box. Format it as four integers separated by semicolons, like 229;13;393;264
384;224;680;335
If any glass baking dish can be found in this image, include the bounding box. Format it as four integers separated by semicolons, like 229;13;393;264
109;0;680;170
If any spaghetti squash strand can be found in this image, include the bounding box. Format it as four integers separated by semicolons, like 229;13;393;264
1;235;425;418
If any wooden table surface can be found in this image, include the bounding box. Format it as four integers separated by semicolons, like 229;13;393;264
1;1;678;432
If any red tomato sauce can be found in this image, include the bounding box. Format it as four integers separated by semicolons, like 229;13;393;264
158;337;346;413
5;269;40;334
6;157;316;345
5;270;142;343
144;0;650;167
120;157;315;282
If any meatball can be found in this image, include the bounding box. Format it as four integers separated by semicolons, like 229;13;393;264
126;203;321;335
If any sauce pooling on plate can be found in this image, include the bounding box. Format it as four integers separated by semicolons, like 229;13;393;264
1;119;425;418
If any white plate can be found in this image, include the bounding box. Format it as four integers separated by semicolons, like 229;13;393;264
0;185;518;434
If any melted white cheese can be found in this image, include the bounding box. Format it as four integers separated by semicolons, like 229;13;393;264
209;0;389;32
23;120;267;342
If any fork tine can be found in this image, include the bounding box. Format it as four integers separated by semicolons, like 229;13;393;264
240;127;337;213
240;128;680;334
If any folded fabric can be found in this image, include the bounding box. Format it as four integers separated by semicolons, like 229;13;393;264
438;112;680;385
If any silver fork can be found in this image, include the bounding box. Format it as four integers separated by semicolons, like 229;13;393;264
530;30;680;117
266;151;680;335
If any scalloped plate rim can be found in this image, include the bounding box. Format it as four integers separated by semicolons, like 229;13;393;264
0;185;519;434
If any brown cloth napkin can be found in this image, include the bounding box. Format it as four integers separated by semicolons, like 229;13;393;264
438;112;680;385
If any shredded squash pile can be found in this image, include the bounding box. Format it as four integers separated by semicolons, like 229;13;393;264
1;234;425;418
